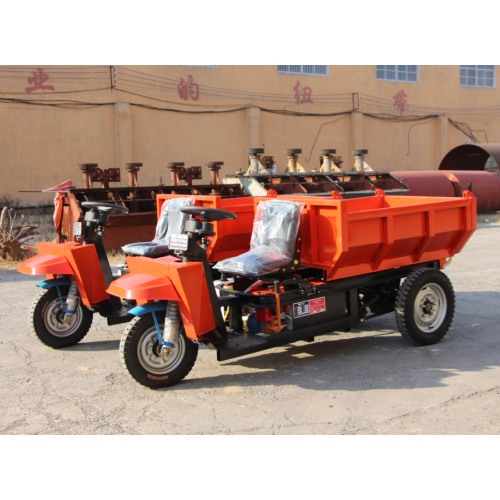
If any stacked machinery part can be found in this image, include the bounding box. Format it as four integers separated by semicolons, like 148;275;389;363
57;162;244;249
352;149;374;172
206;162;223;185
224;148;408;198
245;149;268;174
124;163;143;188
78;164;120;189
284;149;306;173
318;149;338;173
166;162;203;186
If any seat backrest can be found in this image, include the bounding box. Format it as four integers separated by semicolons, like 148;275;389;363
154;197;194;244
251;200;302;259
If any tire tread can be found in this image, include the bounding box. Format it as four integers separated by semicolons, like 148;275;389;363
120;314;198;389
30;287;93;348
395;268;455;346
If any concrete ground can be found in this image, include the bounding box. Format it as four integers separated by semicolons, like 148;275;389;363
1;222;499;435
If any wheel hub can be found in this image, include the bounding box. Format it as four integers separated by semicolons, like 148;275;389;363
137;328;186;375
44;296;83;337
413;284;447;333
422;299;435;315
152;340;172;358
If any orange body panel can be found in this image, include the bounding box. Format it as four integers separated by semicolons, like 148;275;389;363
157;195;255;262
18;251;75;276
17;242;109;306
107;270;181;302
108;255;216;340
253;191;477;281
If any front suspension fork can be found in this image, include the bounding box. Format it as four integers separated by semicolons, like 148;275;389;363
63;277;79;321
151;301;182;352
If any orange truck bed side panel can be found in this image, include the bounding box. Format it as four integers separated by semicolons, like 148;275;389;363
156;195;255;262
253;191;477;282
110;255;216;341
17;242;109;306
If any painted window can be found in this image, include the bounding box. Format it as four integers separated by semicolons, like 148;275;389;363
377;65;419;82
278;65;329;76
460;65;495;88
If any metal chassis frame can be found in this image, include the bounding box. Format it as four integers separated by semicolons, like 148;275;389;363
212;260;440;362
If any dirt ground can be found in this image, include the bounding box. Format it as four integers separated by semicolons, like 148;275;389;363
0;221;499;435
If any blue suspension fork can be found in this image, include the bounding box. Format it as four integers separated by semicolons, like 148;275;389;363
151;311;184;346
37;279;71;311
55;285;65;310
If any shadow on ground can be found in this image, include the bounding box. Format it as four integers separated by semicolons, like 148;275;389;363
38;292;500;394
65;340;120;352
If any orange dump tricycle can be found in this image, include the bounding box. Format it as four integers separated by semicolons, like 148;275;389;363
17;195;257;348
108;189;477;389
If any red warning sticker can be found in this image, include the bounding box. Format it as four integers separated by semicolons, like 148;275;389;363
309;297;326;314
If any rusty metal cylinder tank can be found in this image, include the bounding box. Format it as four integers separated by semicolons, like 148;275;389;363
391;171;456;198
440;170;500;212
392;170;500;211
439;143;500;173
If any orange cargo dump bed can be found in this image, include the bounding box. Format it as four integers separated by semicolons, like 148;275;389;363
254;190;477;281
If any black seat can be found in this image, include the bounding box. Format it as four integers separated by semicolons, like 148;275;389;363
214;200;303;276
122;197;194;258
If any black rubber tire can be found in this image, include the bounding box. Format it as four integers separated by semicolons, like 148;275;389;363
395;268;455;346
120;312;198;389
284;149;302;155
30;286;93;348
246;148;265;154
319;149;337;155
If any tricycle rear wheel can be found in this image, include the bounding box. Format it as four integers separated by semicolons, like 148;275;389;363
120;312;198;389
395;268;455;346
30;286;93;348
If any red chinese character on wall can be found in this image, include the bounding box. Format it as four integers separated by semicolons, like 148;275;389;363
25;68;55;93
178;75;199;101
293;81;313;105
393;90;407;115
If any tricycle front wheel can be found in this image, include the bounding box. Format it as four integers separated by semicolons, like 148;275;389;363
395;268;455;346
30;286;93;348
120;312;198;389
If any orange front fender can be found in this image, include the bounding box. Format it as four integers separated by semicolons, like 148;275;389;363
17;253;75;276
108;256;216;341
107;270;181;302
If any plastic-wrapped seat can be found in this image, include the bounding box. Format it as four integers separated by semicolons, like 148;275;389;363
122;197;194;258
214;199;304;276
